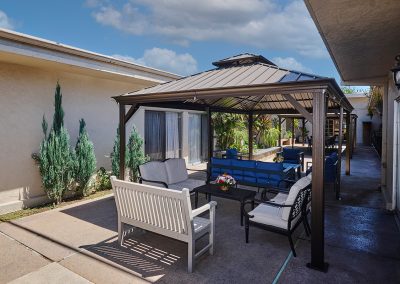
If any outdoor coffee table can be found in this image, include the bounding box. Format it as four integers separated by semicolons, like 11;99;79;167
193;184;256;226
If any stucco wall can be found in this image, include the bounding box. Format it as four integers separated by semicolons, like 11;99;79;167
0;62;153;210
347;96;381;144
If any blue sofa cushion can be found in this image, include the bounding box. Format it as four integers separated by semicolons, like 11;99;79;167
256;161;284;187
210;158;233;179
231;160;257;184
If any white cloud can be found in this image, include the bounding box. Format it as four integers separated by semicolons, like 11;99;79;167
89;0;327;58
272;57;312;73
0;10;13;30
113;47;198;75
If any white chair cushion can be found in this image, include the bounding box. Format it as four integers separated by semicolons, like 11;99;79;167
168;179;205;192
139;161;168;184
306;172;312;180
248;204;286;229
165;158;189;184
281;176;311;221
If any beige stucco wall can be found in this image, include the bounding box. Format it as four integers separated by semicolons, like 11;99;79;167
0;61;154;211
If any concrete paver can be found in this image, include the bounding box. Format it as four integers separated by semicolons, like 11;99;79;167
9;263;92;284
0;233;50;283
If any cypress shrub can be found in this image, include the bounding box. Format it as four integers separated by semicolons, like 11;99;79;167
126;126;148;182
74;119;96;196
35;83;74;205
111;127;120;177
39;126;74;204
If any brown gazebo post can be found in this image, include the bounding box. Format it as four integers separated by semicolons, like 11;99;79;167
353;116;357;151
308;91;328;271
345;111;351;175
291;118;295;148
278;116;282;148
207;107;213;163
336;107;344;200
302;118;306;146
119;103;126;180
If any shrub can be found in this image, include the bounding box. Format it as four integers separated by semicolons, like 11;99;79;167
264;127;280;147
111;127;120;177
126;126;148;182
36;83;75;205
74;119;96;196
39;126;74;205
95;167;111;191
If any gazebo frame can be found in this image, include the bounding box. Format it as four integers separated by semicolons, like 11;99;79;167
114;74;354;271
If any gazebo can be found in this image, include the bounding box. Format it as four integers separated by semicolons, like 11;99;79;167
113;53;354;271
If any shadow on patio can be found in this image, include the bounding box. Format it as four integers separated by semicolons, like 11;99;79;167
60;194;303;283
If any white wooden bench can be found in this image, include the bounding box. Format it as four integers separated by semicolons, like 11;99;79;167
111;176;217;273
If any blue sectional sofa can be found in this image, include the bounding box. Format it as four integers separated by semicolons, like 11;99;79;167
208;158;293;191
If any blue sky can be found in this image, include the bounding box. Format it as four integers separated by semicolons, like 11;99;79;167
0;0;365;89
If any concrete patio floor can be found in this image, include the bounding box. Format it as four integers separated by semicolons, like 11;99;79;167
0;146;399;283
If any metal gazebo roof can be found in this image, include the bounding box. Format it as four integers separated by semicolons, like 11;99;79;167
114;53;353;114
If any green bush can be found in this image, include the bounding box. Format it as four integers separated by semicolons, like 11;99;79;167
36;83;75;205
264;127;280;147
39;126;74;205
111;127;120;177
95;167;111;191
126;126;148;182
74;119;96;196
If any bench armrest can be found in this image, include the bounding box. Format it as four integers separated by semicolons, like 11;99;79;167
191;201;217;218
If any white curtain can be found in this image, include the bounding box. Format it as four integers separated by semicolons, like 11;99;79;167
145;111;165;161
189;114;201;164
165;112;180;158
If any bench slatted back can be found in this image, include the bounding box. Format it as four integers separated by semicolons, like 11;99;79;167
111;177;193;242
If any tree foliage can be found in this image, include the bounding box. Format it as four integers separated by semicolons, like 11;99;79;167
52;82;64;134
111;127;120;177
126;126;148;182
254;115;280;148
212;113;248;152
74;119;96;196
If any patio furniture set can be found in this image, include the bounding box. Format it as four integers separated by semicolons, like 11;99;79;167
111;149;311;272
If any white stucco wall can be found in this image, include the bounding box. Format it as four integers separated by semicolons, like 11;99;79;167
0;62;157;211
347;96;381;144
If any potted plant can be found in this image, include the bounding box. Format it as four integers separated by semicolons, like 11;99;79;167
215;174;236;191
